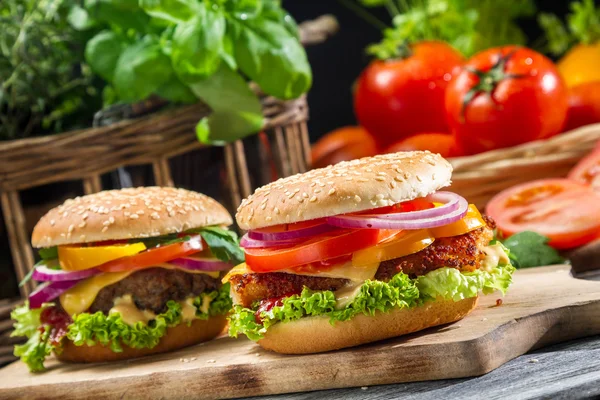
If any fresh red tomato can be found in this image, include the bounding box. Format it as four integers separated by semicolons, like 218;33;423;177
446;46;568;155
97;236;203;272
486;179;600;249
564;81;600;132
384;133;463;158
311;126;377;169
354;41;464;149
244;229;380;272
568;149;600;189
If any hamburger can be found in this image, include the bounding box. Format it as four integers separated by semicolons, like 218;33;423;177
12;187;243;372
227;151;515;353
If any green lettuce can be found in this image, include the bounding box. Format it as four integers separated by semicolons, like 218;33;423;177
229;261;514;341
11;303;55;372
12;284;232;372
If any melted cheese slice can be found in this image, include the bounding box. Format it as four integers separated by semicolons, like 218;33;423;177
60;265;221;316
223;261;380;283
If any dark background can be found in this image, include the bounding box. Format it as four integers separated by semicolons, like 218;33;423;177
0;0;576;299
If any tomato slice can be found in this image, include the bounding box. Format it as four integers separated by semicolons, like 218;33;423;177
251;218;327;235
357;198;434;215
59;243;147;271
430;204;486;238
245;229;380;272
486;178;600;249
568;149;600;190
97;236;203;272
352;229;434;266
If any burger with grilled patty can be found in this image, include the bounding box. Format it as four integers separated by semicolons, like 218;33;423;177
227;151;515;353
12;187;243;372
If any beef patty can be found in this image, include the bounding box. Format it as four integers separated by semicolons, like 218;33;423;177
230;217;495;307
89;268;221;315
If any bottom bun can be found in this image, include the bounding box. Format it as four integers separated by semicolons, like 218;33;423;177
258;297;477;354
56;315;227;363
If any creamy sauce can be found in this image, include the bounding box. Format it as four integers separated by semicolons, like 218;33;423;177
482;243;510;272
181;298;198;321
334;284;363;310
109;295;157;326
199;294;212;315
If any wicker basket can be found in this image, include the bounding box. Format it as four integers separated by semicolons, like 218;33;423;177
449;123;600;209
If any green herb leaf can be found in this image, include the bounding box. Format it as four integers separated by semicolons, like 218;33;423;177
189;63;264;144
139;0;199;24
84;0;150;32
502;231;565;269
85;30;126;81
39;247;58;260
198;226;245;264
230;17;312;99
68;5;98;31
261;0;299;38
171;6;226;82
225;0;264;20
113;36;173;101
155;76;197;104
538;13;572;56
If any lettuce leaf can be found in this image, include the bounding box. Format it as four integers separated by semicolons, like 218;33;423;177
11;303;55;372
229;260;514;341
12;285;231;372
230;272;421;341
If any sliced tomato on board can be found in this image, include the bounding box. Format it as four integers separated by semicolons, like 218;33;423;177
486;179;600;249
244;229;380;272
97;236;204;272
568;149;600;190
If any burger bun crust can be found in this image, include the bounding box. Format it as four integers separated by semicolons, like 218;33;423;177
257;297;477;354
32;187;232;247
56;315;227;363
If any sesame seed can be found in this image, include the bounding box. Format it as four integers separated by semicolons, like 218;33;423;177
366;168;373;172
318;182;325;187
310;182;316;187
377;172;386;176
314;189;322;194
416;175;423;182
376;194;385;200
102;226;109;233
309;196;317;202
328;188;336;195
130;214;139;220
266;216;272;221
357;178;369;183
50;220;56;226
78;222;86;228
432;173;436;180
375;176;385;182
136;210;144;215
62;211;68;218
390;181;397;188
354;195;361;202
345;177;353;181
102;220;110;226
287;193;295;199
260;203;267;210
108;216;115;224
293;188;300;193
296;196;304;203
302;192;309;198
68;224;74;233
394;175;404;182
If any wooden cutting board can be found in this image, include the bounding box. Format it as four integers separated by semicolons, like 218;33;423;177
2;265;600;400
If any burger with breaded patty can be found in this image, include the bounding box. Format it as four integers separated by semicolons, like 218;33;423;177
227;151;515;353
12;187;243;372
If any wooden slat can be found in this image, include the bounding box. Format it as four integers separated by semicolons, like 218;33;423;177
233;141;252;199
224;144;242;212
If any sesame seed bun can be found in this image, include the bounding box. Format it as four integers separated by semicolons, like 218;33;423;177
56;315;227;363
236;151;452;230
32;187;233;248
258;296;477;354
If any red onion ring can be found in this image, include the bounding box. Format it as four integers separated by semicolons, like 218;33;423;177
32;262;100;282
368;192;461;220
29;280;80;309
169;257;232;271
247;222;337;241
240;233;301;249
326;194;469;230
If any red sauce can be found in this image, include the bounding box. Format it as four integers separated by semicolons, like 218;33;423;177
254;292;299;324
40;306;72;346
291;254;352;274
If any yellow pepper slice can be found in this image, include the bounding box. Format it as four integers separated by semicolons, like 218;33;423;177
58;242;146;271
352;229;434;267
430;204;486;238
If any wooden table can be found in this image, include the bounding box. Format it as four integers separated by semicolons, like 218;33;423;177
248;333;600;400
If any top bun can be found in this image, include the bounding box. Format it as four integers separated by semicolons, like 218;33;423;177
32;187;232;248
236;151;452;230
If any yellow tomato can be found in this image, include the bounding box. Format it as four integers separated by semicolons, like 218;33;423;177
558;43;600;88
430;204;486;238
352;229;434;267
58;243;146;271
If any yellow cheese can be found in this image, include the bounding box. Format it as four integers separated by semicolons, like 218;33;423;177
109;294;156;326
482;243;510;272
334;284;363;310
60;266;220;316
60;271;134;316
223;261;380;283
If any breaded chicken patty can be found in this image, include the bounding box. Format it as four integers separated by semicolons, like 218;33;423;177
230;218;495;307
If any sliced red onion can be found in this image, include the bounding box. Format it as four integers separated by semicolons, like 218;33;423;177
371;192;461;220
29;280;80;309
247;221;337;241
240;233;301;249
326;194;469;230
32;262;100;282
169;257;232;271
